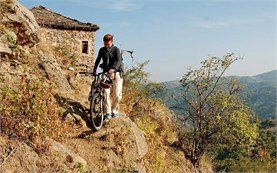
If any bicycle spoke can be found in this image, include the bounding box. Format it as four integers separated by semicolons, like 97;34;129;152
89;91;104;130
86;72;109;131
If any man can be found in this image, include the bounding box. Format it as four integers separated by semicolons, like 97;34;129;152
93;34;124;119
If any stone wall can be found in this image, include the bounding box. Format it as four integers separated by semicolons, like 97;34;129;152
38;27;95;68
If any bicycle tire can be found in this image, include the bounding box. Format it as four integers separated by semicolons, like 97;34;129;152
90;91;104;131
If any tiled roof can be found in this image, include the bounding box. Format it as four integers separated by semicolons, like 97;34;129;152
30;6;99;31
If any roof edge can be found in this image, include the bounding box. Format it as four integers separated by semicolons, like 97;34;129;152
31;5;100;31
39;23;100;31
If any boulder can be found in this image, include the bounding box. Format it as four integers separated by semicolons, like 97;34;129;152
0;41;12;55
0;137;39;173
93;115;149;159
0;136;87;172
65;114;149;173
0;0;40;47
121;115;149;158
39;51;72;91
51;140;88;169
0;0;40;58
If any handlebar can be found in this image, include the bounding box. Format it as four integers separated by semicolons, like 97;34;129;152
79;71;95;76
79;71;113;88
78;71;108;77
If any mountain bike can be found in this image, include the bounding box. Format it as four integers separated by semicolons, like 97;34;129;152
79;49;134;131
79;70;112;131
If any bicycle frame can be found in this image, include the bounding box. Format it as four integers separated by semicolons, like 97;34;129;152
87;72;112;101
93;72;112;88
77;71;113;130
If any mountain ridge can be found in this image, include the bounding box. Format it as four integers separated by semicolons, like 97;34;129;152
159;70;277;118
162;69;277;85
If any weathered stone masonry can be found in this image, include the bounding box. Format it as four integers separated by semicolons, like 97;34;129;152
38;27;95;67
30;6;99;68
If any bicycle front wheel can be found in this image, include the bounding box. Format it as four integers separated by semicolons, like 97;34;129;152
90;91;104;131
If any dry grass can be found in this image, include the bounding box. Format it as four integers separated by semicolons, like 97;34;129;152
0;76;70;153
123;96;193;172
53;45;78;69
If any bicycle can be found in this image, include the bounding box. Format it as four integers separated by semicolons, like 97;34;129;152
79;70;112;131
79;49;134;131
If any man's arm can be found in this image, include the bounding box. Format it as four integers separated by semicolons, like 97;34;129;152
93;49;102;73
111;47;122;71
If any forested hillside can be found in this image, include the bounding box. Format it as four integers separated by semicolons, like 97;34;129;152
160;70;277;118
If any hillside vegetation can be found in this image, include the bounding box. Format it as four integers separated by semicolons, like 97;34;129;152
1;1;275;173
160;70;277;118
157;63;276;172
0;1;211;172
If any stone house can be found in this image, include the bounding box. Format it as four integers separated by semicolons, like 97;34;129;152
30;6;99;68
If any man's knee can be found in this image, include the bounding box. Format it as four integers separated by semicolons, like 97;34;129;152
113;95;122;103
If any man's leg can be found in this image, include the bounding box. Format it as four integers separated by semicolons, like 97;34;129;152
111;72;123;116
103;88;112;118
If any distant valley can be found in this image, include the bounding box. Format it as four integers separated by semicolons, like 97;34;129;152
159;70;277;118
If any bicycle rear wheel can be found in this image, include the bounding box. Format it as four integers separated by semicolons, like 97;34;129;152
90;91;104;131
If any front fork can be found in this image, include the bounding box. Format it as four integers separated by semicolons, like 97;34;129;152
88;78;97;101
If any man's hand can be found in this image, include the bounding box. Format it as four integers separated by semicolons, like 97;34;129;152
92;71;97;76
108;69;115;79
109;69;115;74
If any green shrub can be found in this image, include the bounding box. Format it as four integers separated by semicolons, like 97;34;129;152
54;45;78;67
6;34;13;43
0;76;67;153
122;61;164;116
211;118;276;172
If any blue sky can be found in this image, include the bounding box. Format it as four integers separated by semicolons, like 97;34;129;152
19;0;276;82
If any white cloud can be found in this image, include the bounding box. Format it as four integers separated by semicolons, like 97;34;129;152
96;0;141;12
193;15;274;29
108;1;140;11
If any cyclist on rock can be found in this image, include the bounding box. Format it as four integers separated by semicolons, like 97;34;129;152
93;34;124;120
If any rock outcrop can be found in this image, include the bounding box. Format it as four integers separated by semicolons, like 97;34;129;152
0;0;40;51
0;1;210;173
0;0;72;91
0;115;149;173
0;136;89;172
52;111;149;173
0;136;40;173
51;140;88;170
38;51;72;91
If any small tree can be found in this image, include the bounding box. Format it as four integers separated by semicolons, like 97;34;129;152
122;61;164;116
178;53;258;172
